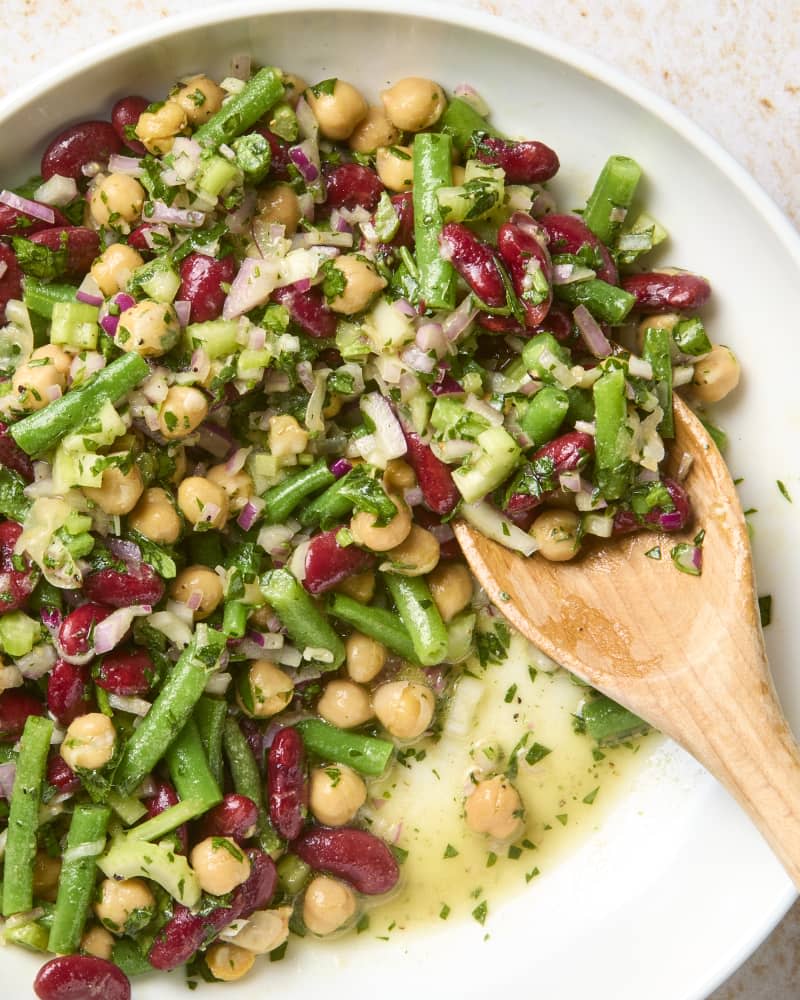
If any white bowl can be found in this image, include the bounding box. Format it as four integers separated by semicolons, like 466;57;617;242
2;3;799;997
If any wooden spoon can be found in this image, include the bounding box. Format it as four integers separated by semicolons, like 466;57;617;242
454;394;800;886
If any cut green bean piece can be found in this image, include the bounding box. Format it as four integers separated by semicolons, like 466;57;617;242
222;600;248;638
554;279;635;325
193;66;285;149
223;717;283;858
298;473;357;529
112;938;154;977
583;155;642;246
124;796;207;842
593;368;631;501
165;718;222;811
2;715;53;916
23;278;78;319
261;568;345;669
578;694;649;746
194;696;227;788
48;804;110;955
413;132;456;310
521;386;569;447
326;592;420;664
383;574;449;667
295;719;393;776
643;325;674;438
262;460;335;524
439;98;502;155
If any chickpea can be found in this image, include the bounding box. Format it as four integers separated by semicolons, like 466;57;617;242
32;852;62;902
205;942;255;982
89;173;145;227
31;343;71;375
94;877;155;934
134;99;187;155
464;775;524;841
128;487;182;544
248;603;274;630
345;631;386;684
375;145;414;193
208;463;254;512
238;660;294;718
635;312;679;354
327;254;387;316
172;75;225;126
227;907;291;954
309;765;367;826
303;875;357;936
12;351;68;412
257;183;301;236
385;525;440;576
170;445;187;486
305;79;367;141
348;105;401;154
83;463;144;516
350;493;412;552
690;344;741;403
335;570;376;604
532;510;581;562
281;73;308;108
90;243;144;297
317;679;374;729
177;476;230;530
373;680;435;741
171;565;223;620
381;77;446;132
191;836;251;896
60;713;116;771
117;301;180;358
158;385;209;440
80;925;114;960
268;414;308;462
384;458;416;490
428;562;473;623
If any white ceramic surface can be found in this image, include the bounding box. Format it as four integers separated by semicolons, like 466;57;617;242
1;4;798;997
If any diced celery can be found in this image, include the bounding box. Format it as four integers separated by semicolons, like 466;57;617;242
0;611;40;657
49;301;99;350
139;266;181;304
237;349;271;377
98;837;200;907
185;319;240;359
197;155;240;198
364;297;416;353
453;425;521;503
430;397;490;441
62;400;126;450
335;320;371;361
446;611;476;663
522;333;572;383
407;392;433;436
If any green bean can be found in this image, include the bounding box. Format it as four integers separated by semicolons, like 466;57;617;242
22;278;78;320
0;467;32;522
262;460;335;524
124;796;207;842
583;155;642;246
439;97;502;155
554;279;635;325
521;386;569;447
593;368;632;501
165;718;222;811
295;719;393;777
222;600;248;638
2;715;53;916
113;626;226;796
298;475;356;529
326;592;420;664
643;325;674;438
9;352;149;456
261;569;345;670
412;132;456;310
6;920;50;952
194;696;227;788
223;717;283;858
193;66;285;149
48;804;110;955
276;853;311;895
383;574;449;667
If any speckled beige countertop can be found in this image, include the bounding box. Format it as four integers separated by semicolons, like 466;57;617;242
0;0;798;996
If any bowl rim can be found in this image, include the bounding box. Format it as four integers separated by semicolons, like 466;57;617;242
1;0;798;992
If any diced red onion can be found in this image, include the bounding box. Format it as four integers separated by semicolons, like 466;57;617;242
0;260;7;281
100;313;119;336
429;523;455;544
452;83;490;117
200;502;221;524
290;231;350;250
40;607;62;633
416;322;447;357
442;296;478;342
292;278;312;294
149;200;206;228
295;95;318;140
431;372;465;397
393;298;416;318
76;272;104;306
0;189;54;223
297;191;314;221
93;605;152;655
226;188;257;234
226;447;251;475
574;420;596;435
289;141;320;184
187;348;211;386
142;224;172;250
248;327;266;351
659;511;685;531
204;672;231;696
107;694;151;717
531;189;557;218
107;154;144;177
263;371;291;392
75;288;103;307
296;360;315;393
173;300;191;327
107;537;142;564
114;292;136;313
46;384;62;402
185;590;203;612
330;458;352;479
360;393;407;462
573;305;612;358
559;470;583;493
403;486;424;507
15;643;57;679
34;174;79;207
465;394;503;426
223;256;279;320
237;497;265;531
401;345;437;374
198;422;235;459
628;356;653;379
0;763;16;799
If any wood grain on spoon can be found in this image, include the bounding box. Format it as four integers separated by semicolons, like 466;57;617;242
455;395;800;887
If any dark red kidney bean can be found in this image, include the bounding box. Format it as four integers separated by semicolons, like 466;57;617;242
612;509;639;536
178;252;236;324
259;129;292;180
28;227;101;280
497;213;553;328
0;202;69;238
111;96;149;155
268;727;308;840
621;270;711;313
96;648;155;696
198;793;260;843
324;163;384;212
0;422;34;481
83;564;164;608
439;222;506;307
41;121;123;181
477;313;525;334
47;660;95;727
403;430;460;516
58;603;110;658
303;530;376;596
540;213;619;285
149;848;276;970
0;243;23;323
0;519;39;612
505;431;595;515
530;300;575;343
0;688;44;742
127;223;160;255
272;283;336;339
472;135;559;184
293;826;399;895
46;753;81;795
34;955;131;1000
144;779;187;853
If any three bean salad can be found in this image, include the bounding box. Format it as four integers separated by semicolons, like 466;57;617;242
0;57;739;1000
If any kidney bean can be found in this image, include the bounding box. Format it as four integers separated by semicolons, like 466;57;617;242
505;431;596;515
0;688;44;742
34;955;131;1000
268;726;309;840
621;270;711;313
439;222;506;307
0;202;69;238
471;135;559;184
28;227;101;280
259;129;292;180
540;213;619;285
46;752;81;795
0;422;34;481
111;95;149;155
96;648;155;696
324;163;384;212
293;826;399;895
614;478;692;536
530;300;575;343
0;243;23;323
403;430;460;516
178;252;236;324
149;848;276;970
272;283;336;339
198;793;259;843
127;223;160;255
83;563;164;608
497;213;553;328
57;603;110;659
144;779;188;854
47;660;95;727
0;519;39;612
477;313;525;334
303;530;376;596
40;121;123;181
